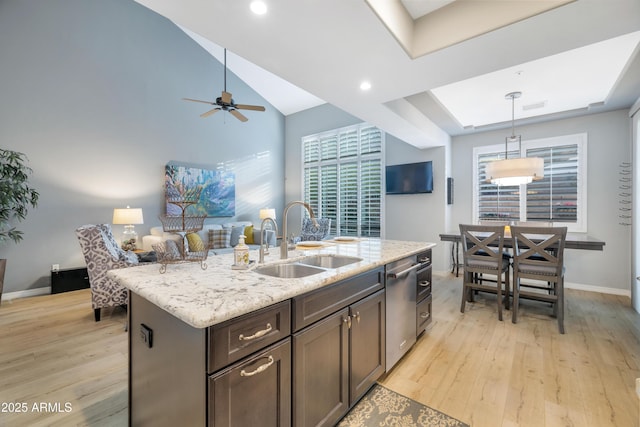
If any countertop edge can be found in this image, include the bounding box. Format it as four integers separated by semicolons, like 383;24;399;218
109;239;436;329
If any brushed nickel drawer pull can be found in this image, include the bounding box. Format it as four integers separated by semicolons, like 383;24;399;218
239;323;272;341
387;263;420;279
418;257;431;264
240;355;274;377
343;316;352;329
419;280;430;287
355;311;361;324
420;312;430;319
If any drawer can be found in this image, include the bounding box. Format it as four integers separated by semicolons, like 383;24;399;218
416;264;432;302
208;300;291;373
292;268;383;332
416;294;432;336
416;249;432;266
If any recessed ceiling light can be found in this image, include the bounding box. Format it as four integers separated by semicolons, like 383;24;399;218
360;81;372;91
250;1;267;15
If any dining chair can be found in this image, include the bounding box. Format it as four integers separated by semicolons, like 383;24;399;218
510;225;567;333
459;224;511;321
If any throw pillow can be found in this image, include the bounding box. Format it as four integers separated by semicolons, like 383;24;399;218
209;228;231;249
229;226;244;247
244;225;255;244
164;240;182;260
186;233;205;252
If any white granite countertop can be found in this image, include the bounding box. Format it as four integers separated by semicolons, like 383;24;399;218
108;238;435;329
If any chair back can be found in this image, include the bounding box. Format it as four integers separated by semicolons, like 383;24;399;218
300;218;331;241
511;226;567;280
75;224;137;311
459;224;506;273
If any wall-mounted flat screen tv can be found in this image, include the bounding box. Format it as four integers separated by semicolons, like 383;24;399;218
386;161;433;194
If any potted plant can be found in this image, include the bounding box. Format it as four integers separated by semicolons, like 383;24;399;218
0;148;39;304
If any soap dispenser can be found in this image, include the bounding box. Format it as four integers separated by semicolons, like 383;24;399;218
234;235;250;268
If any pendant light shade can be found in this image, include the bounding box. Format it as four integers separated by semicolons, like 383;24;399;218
485;156;544;186
486;92;544;186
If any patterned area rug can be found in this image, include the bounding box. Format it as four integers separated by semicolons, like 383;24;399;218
337;384;469;427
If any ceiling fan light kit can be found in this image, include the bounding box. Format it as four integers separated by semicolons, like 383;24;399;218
486;91;544;186
183;48;265;122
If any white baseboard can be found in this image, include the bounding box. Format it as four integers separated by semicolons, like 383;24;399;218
434;270;631;297
2;287;51;301
564;281;631;297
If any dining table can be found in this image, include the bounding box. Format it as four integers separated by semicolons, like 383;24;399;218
439;231;606;277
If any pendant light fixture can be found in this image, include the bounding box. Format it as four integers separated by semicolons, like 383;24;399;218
485;92;544;186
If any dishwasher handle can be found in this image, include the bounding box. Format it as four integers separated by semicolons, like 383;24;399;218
386;262;421;279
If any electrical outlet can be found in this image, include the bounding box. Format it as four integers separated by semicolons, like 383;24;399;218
51;264;60;272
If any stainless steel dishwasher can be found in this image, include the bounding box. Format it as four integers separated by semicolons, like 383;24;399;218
385;255;420;371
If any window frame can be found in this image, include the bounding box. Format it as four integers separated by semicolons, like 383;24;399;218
472;133;587;232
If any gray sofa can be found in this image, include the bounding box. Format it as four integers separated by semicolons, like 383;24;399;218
141;221;276;254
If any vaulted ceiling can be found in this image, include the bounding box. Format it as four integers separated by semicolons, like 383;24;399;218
134;0;640;149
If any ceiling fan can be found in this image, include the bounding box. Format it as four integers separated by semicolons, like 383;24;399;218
183;48;265;122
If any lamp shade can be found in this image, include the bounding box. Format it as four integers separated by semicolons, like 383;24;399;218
485;157;544;186
112;207;144;225
259;208;276;220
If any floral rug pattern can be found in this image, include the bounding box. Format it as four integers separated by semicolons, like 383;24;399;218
338;384;469;427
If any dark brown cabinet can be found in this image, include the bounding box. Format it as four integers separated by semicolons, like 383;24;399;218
208;300;291;372
129;255;433;427
209;338;291;427
293;289;385;427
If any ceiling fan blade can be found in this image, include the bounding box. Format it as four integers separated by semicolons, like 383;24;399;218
221;91;232;104
183;98;215;105
235;104;266;111
229;109;248;122
200;108;221;118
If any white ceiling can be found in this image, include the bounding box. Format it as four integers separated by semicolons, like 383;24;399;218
134;0;640;149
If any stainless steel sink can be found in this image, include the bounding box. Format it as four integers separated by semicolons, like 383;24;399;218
253;263;325;278
298;255;362;269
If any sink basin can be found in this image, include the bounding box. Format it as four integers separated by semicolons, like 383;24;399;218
298;255;363;269
254;263;325;278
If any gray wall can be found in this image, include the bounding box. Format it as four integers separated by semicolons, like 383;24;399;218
451;109;631;293
0;0;286;295
286;104;450;270
287;105;632;293
284;104;361;234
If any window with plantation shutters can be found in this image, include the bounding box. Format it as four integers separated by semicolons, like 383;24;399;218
302;124;384;237
473;133;587;232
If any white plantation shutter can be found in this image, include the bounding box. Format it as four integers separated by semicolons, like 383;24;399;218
321;165;338;224
478;150;521;222
339;162;358;235
473;133;586;232
302;124;384;237
360;159;382;236
525;144;579;223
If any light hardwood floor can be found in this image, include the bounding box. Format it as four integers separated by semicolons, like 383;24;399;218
0;274;639;426
381;274;640;427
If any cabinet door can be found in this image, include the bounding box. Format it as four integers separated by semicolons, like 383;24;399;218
293;308;349;427
210;338;291;427
349;289;386;405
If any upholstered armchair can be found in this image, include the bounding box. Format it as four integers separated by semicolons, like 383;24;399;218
296;218;332;242
75;224;139;321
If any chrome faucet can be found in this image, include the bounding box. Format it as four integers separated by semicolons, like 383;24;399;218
280;201;316;260
259;217;278;264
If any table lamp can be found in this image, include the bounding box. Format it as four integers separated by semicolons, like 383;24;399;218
259;208;276;221
113;206;144;250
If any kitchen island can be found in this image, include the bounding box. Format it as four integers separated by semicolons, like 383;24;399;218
109;238;435;427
